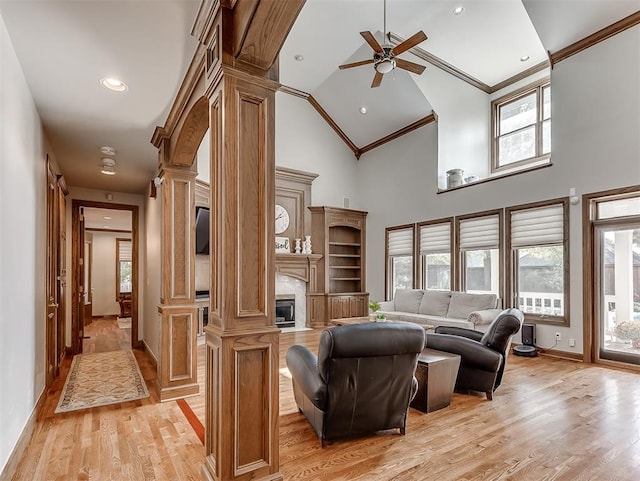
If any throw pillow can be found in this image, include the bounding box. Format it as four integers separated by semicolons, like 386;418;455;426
446;292;497;319
393;289;425;313
418;290;452;317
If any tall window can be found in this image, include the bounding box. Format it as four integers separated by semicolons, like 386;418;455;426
492;80;551;173
458;212;501;295
418;219;452;290
507;199;568;324
386;225;414;299
116;238;132;296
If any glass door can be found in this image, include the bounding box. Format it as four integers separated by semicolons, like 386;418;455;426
596;223;640;364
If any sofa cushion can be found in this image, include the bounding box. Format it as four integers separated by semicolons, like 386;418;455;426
393;289;425;313
418;290;452;317
447;292;497;319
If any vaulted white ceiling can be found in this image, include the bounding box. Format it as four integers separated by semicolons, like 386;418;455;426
0;0;637;193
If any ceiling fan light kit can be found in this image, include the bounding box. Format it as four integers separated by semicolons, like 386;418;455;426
338;0;428;88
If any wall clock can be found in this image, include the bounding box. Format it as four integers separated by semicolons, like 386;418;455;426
275;204;290;234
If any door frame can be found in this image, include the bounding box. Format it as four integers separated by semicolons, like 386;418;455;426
583;184;640;366
71;199;140;353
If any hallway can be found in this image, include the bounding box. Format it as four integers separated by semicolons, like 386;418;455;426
83;317;131;354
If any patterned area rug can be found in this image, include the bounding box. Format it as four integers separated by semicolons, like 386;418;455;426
55;349;149;413
117;317;132;329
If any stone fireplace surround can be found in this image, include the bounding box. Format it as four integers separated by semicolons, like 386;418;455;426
274;253;322;329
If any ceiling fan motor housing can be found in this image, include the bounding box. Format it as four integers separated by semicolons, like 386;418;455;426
374;46;396;73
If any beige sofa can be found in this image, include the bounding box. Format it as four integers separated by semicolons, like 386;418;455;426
377;289;503;331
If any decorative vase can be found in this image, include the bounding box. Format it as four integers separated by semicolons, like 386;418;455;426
303;235;312;254
294;238;301;254
446;169;464;189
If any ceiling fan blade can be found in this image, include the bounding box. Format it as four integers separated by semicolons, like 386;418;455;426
371;71;383;88
360;31;384;53
395;58;426;75
391;30;427;55
339;59;375;70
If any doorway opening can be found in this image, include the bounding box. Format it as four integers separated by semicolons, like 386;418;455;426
71;200;140;354
586;187;640;366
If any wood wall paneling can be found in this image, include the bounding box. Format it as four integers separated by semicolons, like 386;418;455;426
158;305;199;401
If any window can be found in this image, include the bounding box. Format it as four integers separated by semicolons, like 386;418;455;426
507;199;569;325
386;226;414;299
492;80;550;173
458;212;501;296
418;219;453;290
116;238;132;297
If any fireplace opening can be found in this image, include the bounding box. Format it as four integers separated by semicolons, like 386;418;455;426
276;296;295;328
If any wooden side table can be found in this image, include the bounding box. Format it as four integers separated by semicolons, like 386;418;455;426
411;348;461;413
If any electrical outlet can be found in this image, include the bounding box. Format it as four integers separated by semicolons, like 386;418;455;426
569;338;576;347
555;332;561;341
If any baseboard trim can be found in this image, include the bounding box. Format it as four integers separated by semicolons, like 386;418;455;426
0;387;47;481
537;347;583;361
142;340;158;370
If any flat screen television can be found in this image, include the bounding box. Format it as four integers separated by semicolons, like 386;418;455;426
195;206;210;255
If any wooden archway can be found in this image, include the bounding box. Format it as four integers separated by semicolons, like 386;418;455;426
151;2;305;480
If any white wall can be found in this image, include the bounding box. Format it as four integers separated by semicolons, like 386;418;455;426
0;13;47;473
90;231;130;316
65;188;146;344
275;92;361;209
357;124;438;301
144;188;162;361
412;63;491;187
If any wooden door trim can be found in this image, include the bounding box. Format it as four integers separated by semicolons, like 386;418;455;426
71;200;141;353
582;184;640;364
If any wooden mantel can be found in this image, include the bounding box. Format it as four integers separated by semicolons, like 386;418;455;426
275;253;322;293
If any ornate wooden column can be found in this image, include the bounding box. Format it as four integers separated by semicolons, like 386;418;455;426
195;1;305;480
156;164;200;401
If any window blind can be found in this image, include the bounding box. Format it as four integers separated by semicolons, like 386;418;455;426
511;204;563;247
419;222;451;254
387;228;413;256
459;215;499;250
119;240;132;262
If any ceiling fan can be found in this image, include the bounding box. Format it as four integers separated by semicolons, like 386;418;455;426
338;0;428;88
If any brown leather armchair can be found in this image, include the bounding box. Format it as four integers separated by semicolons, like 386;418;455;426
286;322;425;446
425;308;523;400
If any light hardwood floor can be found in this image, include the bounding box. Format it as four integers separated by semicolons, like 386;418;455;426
83;317;131;353
10;326;640;480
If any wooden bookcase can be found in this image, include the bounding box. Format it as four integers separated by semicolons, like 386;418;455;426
309;206;369;326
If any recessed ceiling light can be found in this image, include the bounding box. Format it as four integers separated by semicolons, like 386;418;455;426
520;55;530;62
101;158;116;175
103;216;112;220
359;106;367;114
294;54;304;61
103;225;110;229
100;146;117;156
100;77;128;92
453;6;465;15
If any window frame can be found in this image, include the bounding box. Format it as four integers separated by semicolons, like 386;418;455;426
455;209;503;297
417;217;454;291
492;78;551;174
115;237;132;299
385;224;416;300
505;198;570;326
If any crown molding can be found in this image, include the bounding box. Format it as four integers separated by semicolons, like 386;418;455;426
489;60;550;94
358;112;436;157
280;88;435;160
388;32;492;93
279;84;309;99
550;11;640;66
307;94;360;158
